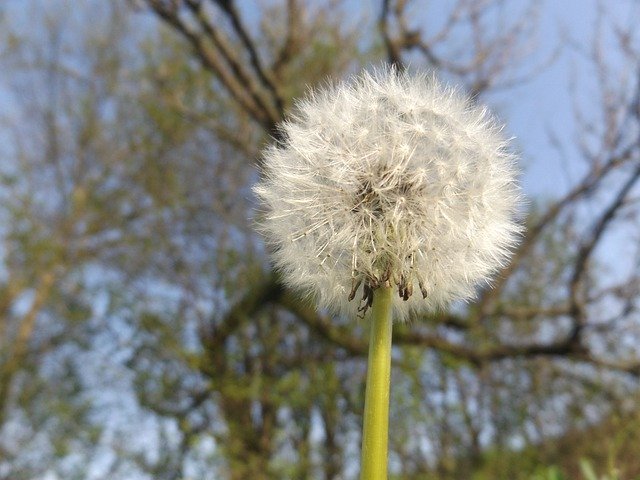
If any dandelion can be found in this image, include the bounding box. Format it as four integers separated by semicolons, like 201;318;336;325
253;67;522;480
255;68;521;318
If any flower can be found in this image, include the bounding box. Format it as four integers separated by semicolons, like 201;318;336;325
254;68;522;320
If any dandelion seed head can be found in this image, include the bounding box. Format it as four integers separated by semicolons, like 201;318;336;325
254;67;523;320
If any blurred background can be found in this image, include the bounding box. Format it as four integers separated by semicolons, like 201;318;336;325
1;0;640;479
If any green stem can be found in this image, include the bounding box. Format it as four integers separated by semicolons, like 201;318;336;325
360;286;393;480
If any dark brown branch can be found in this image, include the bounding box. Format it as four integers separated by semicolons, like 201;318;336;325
145;1;280;136
569;160;640;323
272;0;301;77
379;0;405;70
184;0;280;125
478;144;637;313
277;286;590;368
213;0;285;118
278;291;366;356
492;304;571;320
393;328;588;367
207;271;640;376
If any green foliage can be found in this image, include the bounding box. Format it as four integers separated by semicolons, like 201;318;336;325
532;466;565;480
531;459;635;480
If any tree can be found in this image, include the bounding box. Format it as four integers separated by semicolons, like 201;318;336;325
133;0;640;478
1;0;639;478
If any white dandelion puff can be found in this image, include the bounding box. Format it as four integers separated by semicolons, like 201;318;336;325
254;67;523;321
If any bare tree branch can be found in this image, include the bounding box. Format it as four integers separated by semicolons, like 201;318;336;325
213;0;285;116
145;0;283;137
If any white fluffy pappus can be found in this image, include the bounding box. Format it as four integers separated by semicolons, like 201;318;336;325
254;68;523;321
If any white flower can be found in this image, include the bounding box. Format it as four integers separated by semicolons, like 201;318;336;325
254;68;522;320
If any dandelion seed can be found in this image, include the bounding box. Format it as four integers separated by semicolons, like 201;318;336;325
254;67;522;320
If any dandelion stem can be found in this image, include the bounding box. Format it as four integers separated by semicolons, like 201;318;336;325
360;286;393;480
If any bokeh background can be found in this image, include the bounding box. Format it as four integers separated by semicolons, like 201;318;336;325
1;1;640;479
